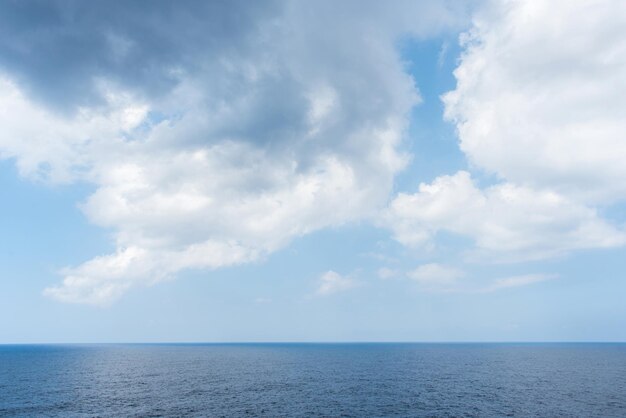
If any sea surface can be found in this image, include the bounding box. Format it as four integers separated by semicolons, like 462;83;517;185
1;343;626;417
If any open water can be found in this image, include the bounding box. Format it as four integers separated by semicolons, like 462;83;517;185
1;343;626;417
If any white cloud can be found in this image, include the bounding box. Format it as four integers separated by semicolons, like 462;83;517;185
407;263;464;290
315;271;357;296
44;242;259;306
404;264;554;294
0;2;469;304
382;0;626;265
443;0;626;203
0;78;143;183
481;273;556;293
384;171;625;261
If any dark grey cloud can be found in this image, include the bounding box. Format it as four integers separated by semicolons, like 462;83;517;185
0;0;278;112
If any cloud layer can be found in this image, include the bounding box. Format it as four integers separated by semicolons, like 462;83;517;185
0;1;467;304
3;0;625;304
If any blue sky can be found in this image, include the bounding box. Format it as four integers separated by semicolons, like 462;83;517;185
1;0;626;343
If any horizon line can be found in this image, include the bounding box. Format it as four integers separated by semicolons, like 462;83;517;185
2;341;626;346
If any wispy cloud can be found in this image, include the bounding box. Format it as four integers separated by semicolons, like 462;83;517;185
377;267;400;280
480;274;557;293
407;263;464;291
315;271;357;296
396;265;556;294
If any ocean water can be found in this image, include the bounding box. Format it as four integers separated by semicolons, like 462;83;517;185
1;343;625;417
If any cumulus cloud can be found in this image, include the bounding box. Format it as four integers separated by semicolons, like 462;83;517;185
315;271;357;296
386;0;626;261
0;77;145;183
382;0;626;262
384;171;625;261
0;1;469;304
443;0;626;203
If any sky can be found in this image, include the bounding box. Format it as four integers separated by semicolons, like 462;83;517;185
1;0;626;343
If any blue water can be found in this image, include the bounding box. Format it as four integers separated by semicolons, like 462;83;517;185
1;343;626;417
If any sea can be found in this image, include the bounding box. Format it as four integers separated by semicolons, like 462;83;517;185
1;343;625;417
